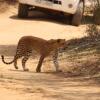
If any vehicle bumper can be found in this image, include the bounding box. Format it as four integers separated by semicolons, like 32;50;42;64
19;0;79;14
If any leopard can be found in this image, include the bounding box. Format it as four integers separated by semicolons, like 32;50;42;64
1;36;66;72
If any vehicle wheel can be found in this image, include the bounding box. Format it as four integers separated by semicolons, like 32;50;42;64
72;1;84;26
18;3;29;18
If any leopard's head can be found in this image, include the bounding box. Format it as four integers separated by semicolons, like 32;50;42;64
49;39;66;48
56;39;66;48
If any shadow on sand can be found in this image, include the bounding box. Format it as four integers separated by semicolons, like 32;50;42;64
9;10;94;26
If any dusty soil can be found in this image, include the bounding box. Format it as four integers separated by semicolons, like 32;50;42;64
0;5;87;45
0;5;100;100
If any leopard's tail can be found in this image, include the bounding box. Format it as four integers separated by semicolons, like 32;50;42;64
1;55;14;64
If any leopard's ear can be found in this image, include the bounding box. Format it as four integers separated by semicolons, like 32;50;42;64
48;39;55;44
57;39;61;43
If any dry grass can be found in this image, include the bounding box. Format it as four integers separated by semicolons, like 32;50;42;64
58;27;100;76
0;0;17;3
93;5;100;25
0;1;9;13
0;0;17;13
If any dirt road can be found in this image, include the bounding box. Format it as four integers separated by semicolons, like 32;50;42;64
0;5;100;100
0;60;100;100
0;6;86;45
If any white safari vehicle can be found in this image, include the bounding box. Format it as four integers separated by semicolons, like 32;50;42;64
18;0;85;26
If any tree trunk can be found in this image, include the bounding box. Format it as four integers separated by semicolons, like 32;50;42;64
93;0;100;25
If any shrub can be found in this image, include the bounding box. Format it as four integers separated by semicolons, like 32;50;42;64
93;0;100;25
86;24;100;38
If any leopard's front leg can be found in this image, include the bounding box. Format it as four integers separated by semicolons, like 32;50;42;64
36;55;45;72
52;50;62;72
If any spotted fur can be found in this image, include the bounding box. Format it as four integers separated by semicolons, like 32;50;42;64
1;36;66;72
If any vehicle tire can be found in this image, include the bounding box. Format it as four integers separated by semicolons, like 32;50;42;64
72;1;84;26
18;3;29;18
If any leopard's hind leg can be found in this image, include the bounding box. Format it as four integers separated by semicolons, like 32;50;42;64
14;54;22;69
22;51;31;71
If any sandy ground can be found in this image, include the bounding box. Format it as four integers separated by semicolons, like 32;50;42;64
0;5;100;100
0;6;87;45
0;59;100;100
